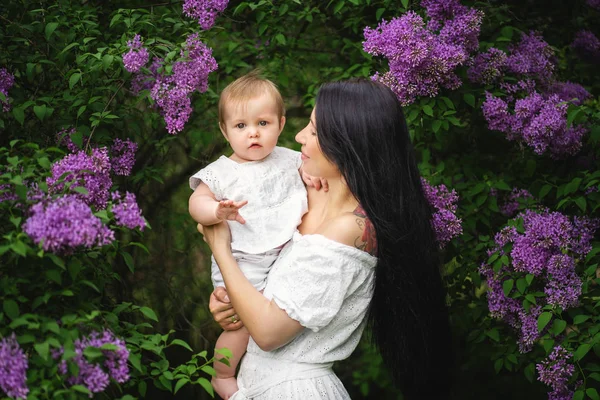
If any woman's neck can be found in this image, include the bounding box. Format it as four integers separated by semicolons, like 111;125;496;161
300;176;358;234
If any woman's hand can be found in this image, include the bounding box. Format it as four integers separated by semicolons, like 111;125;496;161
209;287;244;331
197;221;232;255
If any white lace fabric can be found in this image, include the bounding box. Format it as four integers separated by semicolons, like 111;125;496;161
235;232;377;398
189;146;308;254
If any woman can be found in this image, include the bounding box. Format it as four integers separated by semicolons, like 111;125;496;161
201;78;453;399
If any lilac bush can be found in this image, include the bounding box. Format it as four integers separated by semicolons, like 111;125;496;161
123;34;150;73
497;188;533;217
110;138;138;176
183;0;229;30
150;33;218;134
482;92;588;158
0;334;29;399
536;346;575;400
47;148;112;209
111;191;146;230
421;178;463;247
571;30;600;63
363;0;483;105
22;195;114;254
54;330;130;394
480;209;599;352
55;127;79;153
0;68;15;112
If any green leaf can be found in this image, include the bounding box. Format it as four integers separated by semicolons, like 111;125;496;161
524;363;535;383
486;328;500;342
170;339;193;352
539;184;552;199
122;251;135;273
174;378;189;394
587;388;600;400
275;33;286;45
200;365;216;376
401;0;409;8
333;0;344;13
575;197;586;212
45;22;59;40
69;73;81;89
423;105;434;117
516;278;527;294
35;341;50;361
494;358;503;373
197;377;214;396
33;104;47;121
573;390;585;400
12;107;25;126
573;315;590;324
3;299;19;320
138;380;147;397
550;319;567;335
537;312;552;332
139;306;158;321
502;279;514;296
71;385;91;395
129;352;143;373
463;94;475;107
432;120;442;133
573;343;591;361
376;7;385;20
102;54;114;71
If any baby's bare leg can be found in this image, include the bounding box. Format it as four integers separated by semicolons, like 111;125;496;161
212;327;250;400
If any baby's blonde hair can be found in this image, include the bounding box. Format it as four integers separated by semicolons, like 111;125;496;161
218;70;285;125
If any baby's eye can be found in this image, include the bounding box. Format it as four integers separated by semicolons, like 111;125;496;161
236;123;245;129
259;121;267;126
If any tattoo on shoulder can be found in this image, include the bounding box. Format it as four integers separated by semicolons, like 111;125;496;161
352;205;378;256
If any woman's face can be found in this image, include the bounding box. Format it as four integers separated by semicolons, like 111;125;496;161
295;108;339;178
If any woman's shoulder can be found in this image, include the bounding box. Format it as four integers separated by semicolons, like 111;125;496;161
318;206;377;257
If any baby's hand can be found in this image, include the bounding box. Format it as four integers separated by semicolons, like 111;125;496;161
301;171;329;192
215;199;248;224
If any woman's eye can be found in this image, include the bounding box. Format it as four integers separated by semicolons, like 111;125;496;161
259;121;267;126
236;123;245;129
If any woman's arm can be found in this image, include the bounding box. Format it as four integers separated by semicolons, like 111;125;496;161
201;222;304;352
213;250;304;351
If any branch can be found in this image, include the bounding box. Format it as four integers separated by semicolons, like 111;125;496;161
85;80;126;151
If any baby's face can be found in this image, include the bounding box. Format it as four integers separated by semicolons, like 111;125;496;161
220;93;285;163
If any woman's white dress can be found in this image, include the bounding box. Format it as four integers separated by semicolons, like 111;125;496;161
230;232;377;399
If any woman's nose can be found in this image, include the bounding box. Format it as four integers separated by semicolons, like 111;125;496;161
295;127;305;144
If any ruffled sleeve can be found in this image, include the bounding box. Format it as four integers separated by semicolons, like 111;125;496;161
189;163;223;199
266;234;377;332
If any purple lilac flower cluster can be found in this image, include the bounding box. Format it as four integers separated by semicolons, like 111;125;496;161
498;188;534;217
55;127;79;153
54;330;130;394
482;92;588;158
111;191;146;230
467;48;507;84
421;178;463;247
131;57;162;95
363;0;483;105
22;195;114;254
0;183;19;203
0;68;15;112
588;0;600;9
110;139;138;176
47;147;112;209
571;30;600;63
183;0;229;30
480;209;599;352
0;334;29;399
150;33;218;133
536;346;575;400
546;81;591;106
123;35;150;73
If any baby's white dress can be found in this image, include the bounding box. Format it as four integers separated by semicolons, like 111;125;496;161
230;231;378;399
189;146;308;290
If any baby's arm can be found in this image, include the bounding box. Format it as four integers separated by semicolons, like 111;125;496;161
189;183;248;225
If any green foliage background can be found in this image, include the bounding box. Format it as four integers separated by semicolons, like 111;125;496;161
1;0;599;399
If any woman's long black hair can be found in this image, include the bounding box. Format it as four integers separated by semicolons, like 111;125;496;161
315;78;453;399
